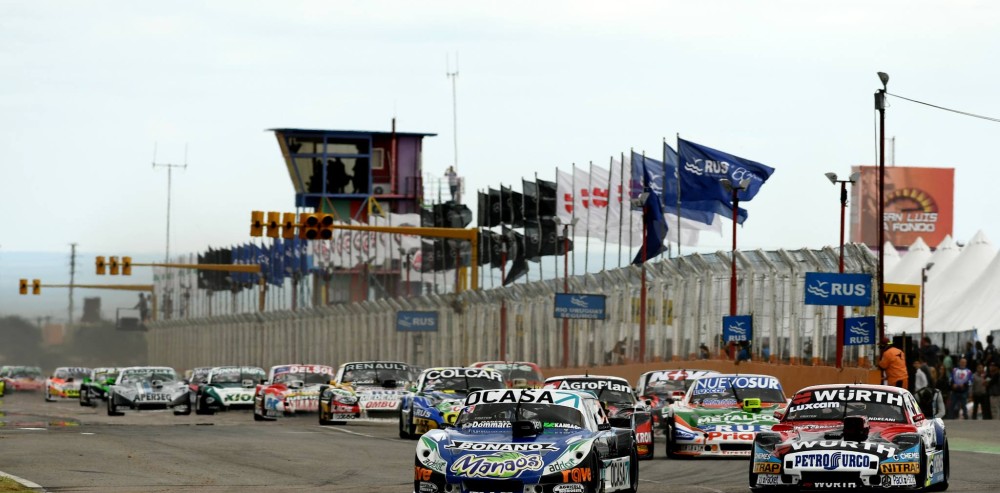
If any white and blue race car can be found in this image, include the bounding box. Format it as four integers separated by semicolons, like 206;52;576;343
415;388;639;493
399;367;505;438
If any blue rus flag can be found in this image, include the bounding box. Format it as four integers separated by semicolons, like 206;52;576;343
663;143;748;225
284;237;298;276
632;169;669;265
269;241;285;286
255;244;270;284
677;138;775;204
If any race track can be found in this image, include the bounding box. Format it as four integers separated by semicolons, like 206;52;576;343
1;392;998;492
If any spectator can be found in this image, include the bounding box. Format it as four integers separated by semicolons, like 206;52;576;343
913;359;930;393
134;293;149;322
964;341;979;373
915;385;947;419
942;348;954;375
984;335;998;370
878;337;908;389
933;362;952;417
735;341;752;365
988;362;1000;420
761;343;771;362
698;343;710;360
920;336;941;367
445;166;460;203
975;341;987;371
972;365;991;419
950;358;973;420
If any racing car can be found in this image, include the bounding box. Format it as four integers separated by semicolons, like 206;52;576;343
415;388;639;493
44;367;91;401
331;361;416;419
253;364;336;421
79;367;121;406
0;365;44;392
663;373;786;458
635;369;719;427
750;384;949;491
470;361;545;389
106;366;192;416
317;384;362;425
399;367;505;439
544;375;655;460
192;366;266;415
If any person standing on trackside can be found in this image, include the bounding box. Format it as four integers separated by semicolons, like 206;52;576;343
445;166;459;203
878;337;908;389
987;362;1000;420
971;365;991;419
913;359;930;393
950;358;973;420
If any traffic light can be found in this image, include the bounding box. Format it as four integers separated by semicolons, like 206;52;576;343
281;212;296;239
319;213;335;240
266;212;281;238
96;256;106;275
122;256;132;276
109;256;120;275
32;279;41;295
250;211;265;237
299;213;321;240
19;279;28;295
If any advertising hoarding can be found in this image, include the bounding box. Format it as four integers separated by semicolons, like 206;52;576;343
850;166;954;249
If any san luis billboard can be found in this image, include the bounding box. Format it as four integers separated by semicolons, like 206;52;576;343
850;165;954;249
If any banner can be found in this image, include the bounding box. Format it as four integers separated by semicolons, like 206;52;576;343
883;283;920;318
844;316;876;346
850;166;954;249
803;272;873;306
722;315;753;343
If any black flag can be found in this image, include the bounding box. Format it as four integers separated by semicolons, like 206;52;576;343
538;178;558;217
503;227;528;285
522;179;539;222
524;218;541;262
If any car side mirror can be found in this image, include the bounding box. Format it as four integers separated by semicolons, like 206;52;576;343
644;399;652;407
67;377;75;383
913;413;925;423
598;422;611;431
773;410;784;420
242;379;255;388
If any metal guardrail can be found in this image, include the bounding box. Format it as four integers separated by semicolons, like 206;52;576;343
147;243;906;371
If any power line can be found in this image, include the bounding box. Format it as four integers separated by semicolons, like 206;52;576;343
887;92;1000;124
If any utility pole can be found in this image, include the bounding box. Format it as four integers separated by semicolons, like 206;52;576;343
446;53;459;172
68;243;77;325
152;144;188;264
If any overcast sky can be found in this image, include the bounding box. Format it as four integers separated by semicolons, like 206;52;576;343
3;1;999;260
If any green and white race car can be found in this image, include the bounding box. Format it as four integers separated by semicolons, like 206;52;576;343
193;366;266;415
79;367;121;406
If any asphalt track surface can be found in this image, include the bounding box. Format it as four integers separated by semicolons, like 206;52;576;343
1;392;998;493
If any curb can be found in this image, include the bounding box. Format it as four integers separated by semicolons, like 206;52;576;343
0;471;46;492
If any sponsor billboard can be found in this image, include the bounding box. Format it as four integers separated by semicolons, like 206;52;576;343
722;315;752;342
396;311;439;332
844;316;876;346
883;283;920;318
553;293;607;320
850;166;954;249
803;272;873;306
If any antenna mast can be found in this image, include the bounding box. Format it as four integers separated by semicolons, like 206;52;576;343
68;242;77;325
152;143;188;264
446;53;459;172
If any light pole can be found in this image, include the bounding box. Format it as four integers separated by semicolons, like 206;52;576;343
631;192;650;364
399;247;415;298
826;171;860;369
920;262;934;341
720;178;750;316
875;71;889;343
556;217;579;368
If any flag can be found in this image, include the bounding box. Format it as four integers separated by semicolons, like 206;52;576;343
503;227;528;285
524;218;541;261
633;170;669;265
522;179;539;222
488;230;504;269
538;178;557;217
556;169;574;226
663;144;748;224
500;185;524;227
677;138;775;204
477;190;490;227
488;188;502;226
540;217;573;256
588;163;611;239
477;231;492;266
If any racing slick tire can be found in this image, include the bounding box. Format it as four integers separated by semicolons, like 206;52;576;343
194;394;214;415
925;441;950;492
107;393;124;416
79;388;90;407
44;388;55;402
398;409;415;439
622;446;640;493
664;421;681;459
254;401;275;422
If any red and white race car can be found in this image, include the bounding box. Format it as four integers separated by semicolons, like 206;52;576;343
44;367;91;401
1;365;45;392
253;364;336;421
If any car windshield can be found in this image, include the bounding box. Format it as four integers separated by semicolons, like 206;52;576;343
95;370;119;381
274;371;331;385
785;400;906;424
642;379;686;395
455;403;586;430
11;367;42;378
689;377;785;407
55;368;90;380
121;369;177;384
190;369;212;384
211;368;265;386
342;365;414;385
423;376;505;393
480;364;543;382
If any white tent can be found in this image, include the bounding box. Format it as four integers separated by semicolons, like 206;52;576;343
887;237;931;285
925;248;1000;341
882;241;901;277
924;230;994;315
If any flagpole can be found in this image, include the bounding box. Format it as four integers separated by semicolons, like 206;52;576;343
535;172;544;282
584;162;592;279
571;164;577;279
627;150;634;266
602;157;613;271
675;134;682;258
618;152;625;269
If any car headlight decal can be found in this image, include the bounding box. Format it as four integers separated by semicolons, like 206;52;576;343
544;438;594;474
416;435;447;474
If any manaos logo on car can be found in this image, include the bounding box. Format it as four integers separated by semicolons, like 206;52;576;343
791;451;874;471
449;452;544;478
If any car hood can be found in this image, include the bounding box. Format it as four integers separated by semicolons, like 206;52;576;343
675;404;782;431
420;427;596;482
112;381;188;397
